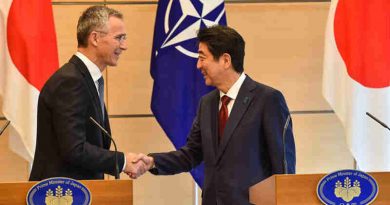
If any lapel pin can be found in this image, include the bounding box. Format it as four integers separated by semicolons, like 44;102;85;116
243;96;249;104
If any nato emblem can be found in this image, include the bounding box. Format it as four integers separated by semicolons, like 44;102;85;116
153;0;227;59
27;177;91;205
317;169;378;204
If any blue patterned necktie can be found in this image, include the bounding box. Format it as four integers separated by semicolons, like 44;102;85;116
97;77;105;121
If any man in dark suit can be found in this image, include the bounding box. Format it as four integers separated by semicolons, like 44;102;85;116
134;25;296;205
29;6;145;181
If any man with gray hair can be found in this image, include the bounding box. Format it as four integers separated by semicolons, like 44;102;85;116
29;6;144;180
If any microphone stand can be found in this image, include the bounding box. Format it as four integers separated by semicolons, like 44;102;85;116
89;117;120;179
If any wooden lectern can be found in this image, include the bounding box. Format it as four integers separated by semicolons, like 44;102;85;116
249;173;390;205
0;180;132;204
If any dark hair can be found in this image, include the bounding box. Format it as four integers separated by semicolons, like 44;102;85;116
77;6;123;48
197;25;245;73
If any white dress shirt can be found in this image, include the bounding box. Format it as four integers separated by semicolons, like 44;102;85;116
75;52;126;172
219;73;246;116
75;52;102;95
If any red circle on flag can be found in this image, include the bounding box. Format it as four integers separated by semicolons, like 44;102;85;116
334;0;390;88
7;0;58;91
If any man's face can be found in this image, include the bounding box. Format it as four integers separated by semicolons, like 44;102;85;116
96;16;127;68
197;42;225;87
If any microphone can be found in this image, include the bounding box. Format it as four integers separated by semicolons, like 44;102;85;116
282;115;291;174
0;120;10;136
366;112;390;131
89;117;120;179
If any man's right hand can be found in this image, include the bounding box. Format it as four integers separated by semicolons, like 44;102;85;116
124;153;154;179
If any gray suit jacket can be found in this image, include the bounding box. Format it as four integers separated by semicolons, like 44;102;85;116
150;76;296;205
29;55;124;181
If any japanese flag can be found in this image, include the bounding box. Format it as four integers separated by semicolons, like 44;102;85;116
323;0;390;171
0;0;58;161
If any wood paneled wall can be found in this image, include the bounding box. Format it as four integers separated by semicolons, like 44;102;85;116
0;2;353;204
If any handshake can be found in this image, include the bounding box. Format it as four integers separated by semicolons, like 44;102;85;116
123;153;154;179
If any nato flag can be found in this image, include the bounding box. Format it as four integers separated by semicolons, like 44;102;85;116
150;0;227;187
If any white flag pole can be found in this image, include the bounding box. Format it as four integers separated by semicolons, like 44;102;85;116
193;181;199;205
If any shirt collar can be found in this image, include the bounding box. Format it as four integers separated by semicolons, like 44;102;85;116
220;72;246;100
76;52;102;82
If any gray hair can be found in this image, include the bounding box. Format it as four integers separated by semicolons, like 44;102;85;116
77;6;123;48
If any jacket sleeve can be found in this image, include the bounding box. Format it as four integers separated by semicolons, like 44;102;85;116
262;89;296;174
149;100;204;175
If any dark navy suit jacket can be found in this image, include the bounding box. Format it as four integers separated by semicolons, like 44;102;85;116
150;76;296;205
29;55;124;181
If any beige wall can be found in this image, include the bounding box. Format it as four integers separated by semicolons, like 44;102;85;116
0;2;354;205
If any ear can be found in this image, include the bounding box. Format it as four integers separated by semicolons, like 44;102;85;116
89;31;99;47
221;53;232;69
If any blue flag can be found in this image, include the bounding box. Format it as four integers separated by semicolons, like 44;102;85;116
150;0;227;188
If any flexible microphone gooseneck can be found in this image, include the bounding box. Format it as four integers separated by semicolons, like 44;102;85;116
89;117;120;179
366;112;390;131
282;115;291;174
0;120;10;136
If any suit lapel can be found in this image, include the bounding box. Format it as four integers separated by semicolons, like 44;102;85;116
69;55;105;125
209;91;220;157
216;76;257;162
